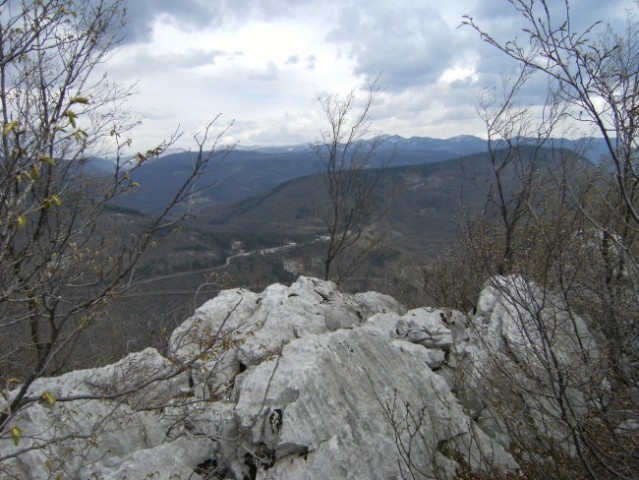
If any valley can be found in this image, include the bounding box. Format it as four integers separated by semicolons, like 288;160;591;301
80;137;596;366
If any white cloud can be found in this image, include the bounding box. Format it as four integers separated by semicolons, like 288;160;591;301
98;0;634;148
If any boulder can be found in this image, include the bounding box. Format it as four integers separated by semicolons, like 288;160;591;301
230;327;477;479
9;275;606;479
86;436;216;480
393;307;454;350
450;275;604;451
0;349;209;479
167;277;405;400
165;277;517;478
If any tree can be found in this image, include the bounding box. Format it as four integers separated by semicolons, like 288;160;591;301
0;0;229;444
448;2;639;478
314;79;392;285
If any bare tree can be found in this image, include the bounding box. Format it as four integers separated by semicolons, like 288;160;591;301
450;2;639;478
314;79;392;284
0;0;231;444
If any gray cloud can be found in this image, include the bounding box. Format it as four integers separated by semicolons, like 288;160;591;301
471;0;627;28
119;0;631;95
306;54;316;69
172;49;227;69
109;48;227;79
283;54;317;69
121;0;216;42
121;0;301;43
103;0;636;146
462;0;634;84
326;1;460;90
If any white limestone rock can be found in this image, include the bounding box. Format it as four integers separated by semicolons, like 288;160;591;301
230;327;513;479
84;436;216;480
167;276;406;401
4;277;562;479
394;307;454;350
451;275;604;452
0;348;209;479
16;348;186;410
0;388;190;479
390;338;447;370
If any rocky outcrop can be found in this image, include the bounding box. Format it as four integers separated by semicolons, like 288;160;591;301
0;348;212;479
0;275;601;479
447;276;603;454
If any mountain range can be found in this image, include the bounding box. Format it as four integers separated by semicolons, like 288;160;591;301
113;134;609;216
96;139;597;358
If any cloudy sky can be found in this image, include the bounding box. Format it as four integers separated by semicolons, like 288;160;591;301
105;0;631;149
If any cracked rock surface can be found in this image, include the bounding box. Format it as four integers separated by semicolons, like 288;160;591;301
2;275;597;479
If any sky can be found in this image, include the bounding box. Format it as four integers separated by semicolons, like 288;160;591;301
104;0;632;150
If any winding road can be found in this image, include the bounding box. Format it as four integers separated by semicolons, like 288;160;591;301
130;241;302;287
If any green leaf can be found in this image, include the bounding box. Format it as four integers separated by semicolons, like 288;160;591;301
29;164;40;179
39;155;57;167
44;195;62;209
41;391;56;406
11;426;21;446
16;215;26;229
72;129;88;142
64;110;78;128
69;96;90;105
3;120;19;137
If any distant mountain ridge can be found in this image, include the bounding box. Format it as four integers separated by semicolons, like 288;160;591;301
241;134;610;162
113;135;610;215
